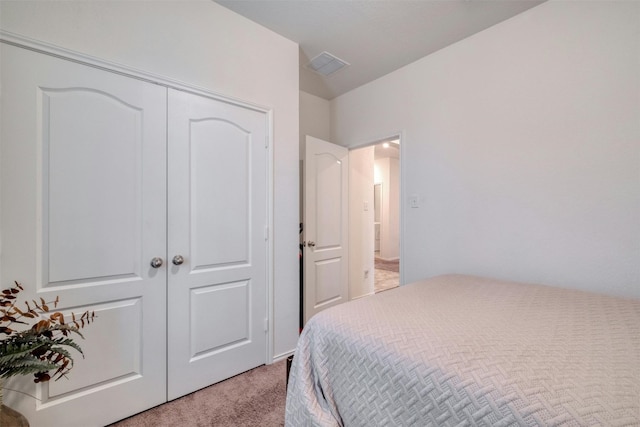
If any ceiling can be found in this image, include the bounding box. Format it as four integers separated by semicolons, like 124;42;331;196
374;140;399;160
215;0;544;100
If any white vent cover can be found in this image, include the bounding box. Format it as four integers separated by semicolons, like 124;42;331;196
305;51;349;76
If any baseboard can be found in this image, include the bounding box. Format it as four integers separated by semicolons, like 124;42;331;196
271;350;295;364
350;291;375;301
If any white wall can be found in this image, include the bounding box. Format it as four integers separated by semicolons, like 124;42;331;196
332;1;640;298
349;146;375;299
300;91;331;159
299;90;331;234
0;0;300;358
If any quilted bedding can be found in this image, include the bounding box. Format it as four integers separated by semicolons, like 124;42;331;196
285;275;640;426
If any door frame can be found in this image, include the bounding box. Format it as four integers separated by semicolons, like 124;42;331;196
0;30;275;366
348;132;405;289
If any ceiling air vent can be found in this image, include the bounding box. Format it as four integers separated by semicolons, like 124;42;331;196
305;51;349;76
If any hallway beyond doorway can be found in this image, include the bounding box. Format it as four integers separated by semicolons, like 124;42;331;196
374;254;399;293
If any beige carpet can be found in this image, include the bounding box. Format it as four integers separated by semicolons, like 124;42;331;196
374;268;399;293
374;258;399;293
374;257;399;273
109;359;287;427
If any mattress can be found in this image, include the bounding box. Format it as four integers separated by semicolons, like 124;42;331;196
285;274;640;426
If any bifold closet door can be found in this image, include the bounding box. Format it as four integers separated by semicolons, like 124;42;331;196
167;89;268;400
0;43;167;426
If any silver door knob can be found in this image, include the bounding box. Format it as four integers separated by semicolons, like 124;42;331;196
307;241;316;247
172;255;185;266
150;257;163;268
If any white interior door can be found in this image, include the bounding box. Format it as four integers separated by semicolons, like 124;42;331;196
167;89;268;400
304;136;349;323
0;43;167;426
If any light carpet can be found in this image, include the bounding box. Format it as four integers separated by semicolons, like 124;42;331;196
109;359;287;427
374;257;399;273
374;268;399;293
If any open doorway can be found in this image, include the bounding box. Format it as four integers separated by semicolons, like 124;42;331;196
349;137;400;297
372;140;400;292
301;134;401;323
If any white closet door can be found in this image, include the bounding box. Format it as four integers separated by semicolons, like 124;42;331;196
0;43;167;426
167;89;268;400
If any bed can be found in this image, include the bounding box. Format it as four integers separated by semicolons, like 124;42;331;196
285;274;640;426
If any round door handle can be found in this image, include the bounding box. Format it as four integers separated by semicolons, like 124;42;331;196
150;257;163;268
307;241;316;247
172;255;185;266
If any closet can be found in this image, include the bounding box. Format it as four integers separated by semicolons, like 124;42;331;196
1;42;268;426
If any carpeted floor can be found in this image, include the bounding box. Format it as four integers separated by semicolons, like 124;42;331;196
109;359;287;427
374;268;399;293
374;258;399;293
374;257;399;273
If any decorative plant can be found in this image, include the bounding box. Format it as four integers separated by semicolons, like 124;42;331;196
0;282;95;384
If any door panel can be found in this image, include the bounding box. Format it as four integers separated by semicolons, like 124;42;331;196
48;298;142;397
304;136;349;323
0;43;167;426
315;153;343;249
315;258;343;305
191;119;250;268
167;89;267;400
191;281;250;355
43;88;142;283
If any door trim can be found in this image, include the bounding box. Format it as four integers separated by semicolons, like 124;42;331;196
0;30;271;114
0;30;275;364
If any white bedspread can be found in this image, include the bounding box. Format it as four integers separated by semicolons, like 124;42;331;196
285;275;640;426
